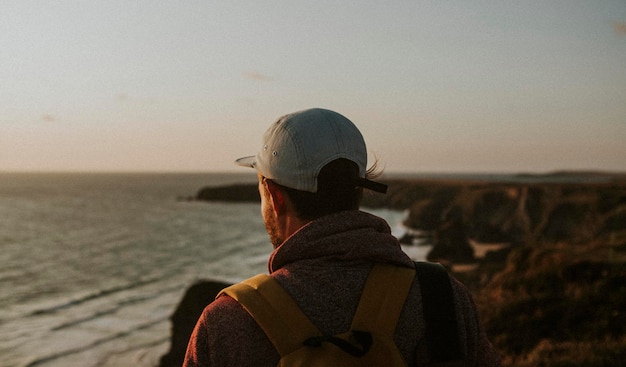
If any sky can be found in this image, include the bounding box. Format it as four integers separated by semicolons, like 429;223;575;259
1;1;625;174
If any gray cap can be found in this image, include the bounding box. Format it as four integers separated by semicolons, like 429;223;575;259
236;108;386;193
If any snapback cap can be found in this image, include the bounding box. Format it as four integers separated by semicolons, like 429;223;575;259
236;108;387;193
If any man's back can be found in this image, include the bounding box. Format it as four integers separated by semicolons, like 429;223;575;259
220;264;414;366
183;211;501;366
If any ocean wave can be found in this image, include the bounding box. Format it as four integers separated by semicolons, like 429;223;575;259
22;318;168;367
28;277;163;317
49;282;187;332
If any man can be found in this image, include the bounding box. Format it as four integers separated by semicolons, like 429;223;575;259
183;108;500;366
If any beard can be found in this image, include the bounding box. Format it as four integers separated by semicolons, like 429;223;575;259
262;198;283;248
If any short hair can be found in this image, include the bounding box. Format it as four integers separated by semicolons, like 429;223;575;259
275;159;364;220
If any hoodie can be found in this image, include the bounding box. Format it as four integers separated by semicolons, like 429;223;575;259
183;210;501;367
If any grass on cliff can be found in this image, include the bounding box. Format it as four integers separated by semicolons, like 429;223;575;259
464;233;626;366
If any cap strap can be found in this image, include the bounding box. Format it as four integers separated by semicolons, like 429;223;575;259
355;178;388;194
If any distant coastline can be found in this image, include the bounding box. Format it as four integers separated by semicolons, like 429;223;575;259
381;170;626;184
194;170;626;204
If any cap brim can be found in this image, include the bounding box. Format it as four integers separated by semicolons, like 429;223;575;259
235;156;256;168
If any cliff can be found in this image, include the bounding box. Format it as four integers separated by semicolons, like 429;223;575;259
165;173;626;366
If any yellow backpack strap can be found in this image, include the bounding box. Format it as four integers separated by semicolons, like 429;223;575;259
350;264;415;336
218;274;320;357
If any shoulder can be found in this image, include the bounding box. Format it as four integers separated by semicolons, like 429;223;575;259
447;275;502;366
201;294;264;336
447;275;482;327
195;294;280;367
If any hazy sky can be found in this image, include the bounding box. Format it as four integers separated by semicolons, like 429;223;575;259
2;1;625;173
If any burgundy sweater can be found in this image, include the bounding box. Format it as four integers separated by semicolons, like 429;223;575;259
183;210;501;366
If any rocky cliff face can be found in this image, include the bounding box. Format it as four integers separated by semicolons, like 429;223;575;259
159;280;230;367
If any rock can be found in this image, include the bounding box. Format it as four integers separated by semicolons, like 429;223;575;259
159;280;231;367
476;242;626;362
601;205;626;233
405;198;449;231
428;205;475;264
540;201;598;243
466;188;521;243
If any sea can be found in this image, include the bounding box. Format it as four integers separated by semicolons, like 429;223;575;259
0;172;415;367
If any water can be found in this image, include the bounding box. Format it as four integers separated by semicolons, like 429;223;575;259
0;173;413;367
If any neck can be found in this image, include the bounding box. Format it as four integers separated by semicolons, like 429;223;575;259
276;214;310;248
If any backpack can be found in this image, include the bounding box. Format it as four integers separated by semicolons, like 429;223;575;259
219;262;462;366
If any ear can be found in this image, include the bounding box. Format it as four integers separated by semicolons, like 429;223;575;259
265;180;287;216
